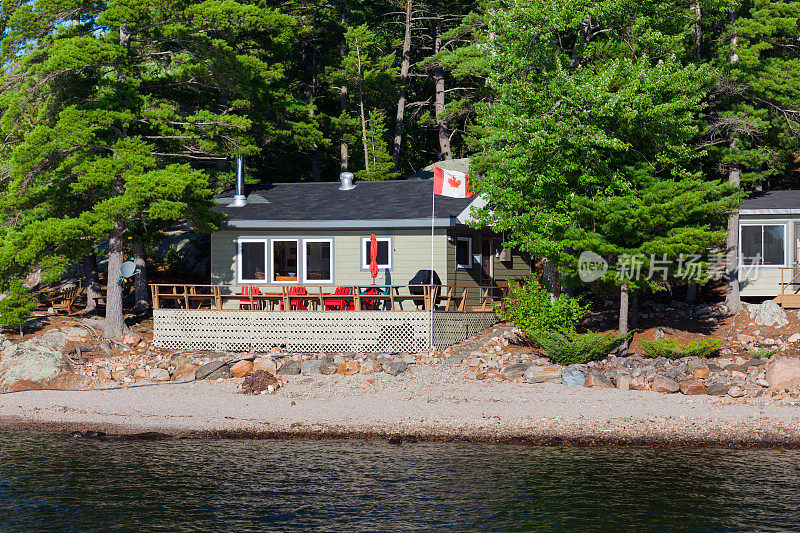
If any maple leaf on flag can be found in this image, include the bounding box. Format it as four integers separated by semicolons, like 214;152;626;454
448;175;461;188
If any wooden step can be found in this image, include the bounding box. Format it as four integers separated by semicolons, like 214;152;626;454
774;294;800;309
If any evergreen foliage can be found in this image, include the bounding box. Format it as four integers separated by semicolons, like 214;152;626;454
0;280;36;336
496;277;585;336
532;330;631;366
639;338;722;359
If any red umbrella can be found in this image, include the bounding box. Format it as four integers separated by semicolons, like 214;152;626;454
369;233;379;283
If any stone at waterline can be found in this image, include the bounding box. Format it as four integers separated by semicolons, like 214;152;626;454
171;364;198;382
148;368;170;382
679;378;706;395
523;365;562;384
301;359;322;375
196;360;231;380
277;360;301;376
230;360;254;378
47;372;92;390
584;372;615;389
501;363;529;381
6;379;44;392
382;361;408;376
319;360;338;375
652;375;680;394
706;383;727;397
765;357;800;391
561;366;586;387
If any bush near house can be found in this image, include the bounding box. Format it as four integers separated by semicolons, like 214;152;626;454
532;330;631;366
639;338;721;359
496;277;585;336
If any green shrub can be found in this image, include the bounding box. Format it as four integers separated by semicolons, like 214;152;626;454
0;279;37;335
532;330;631;366
496;277;585;336
639;338;721;359
746;346;779;359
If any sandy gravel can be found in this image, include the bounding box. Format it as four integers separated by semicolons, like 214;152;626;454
3;363;800;445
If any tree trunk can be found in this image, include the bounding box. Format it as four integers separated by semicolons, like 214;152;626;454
692;2;702;61
618;284;630;353
686;282;699;304
432;0;452;160
629;289;639;330
339;11;349;173
541;257;558;302
392;0;413;171
356;43;369;172
132;239;150;314
82;253;102;313
105;221;126;338
725;165;742;313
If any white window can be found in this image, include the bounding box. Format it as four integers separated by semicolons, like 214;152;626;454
455;236;472;269
270;239;299;283
361;236;392;269
740;223;786;266
238;238;268;283
303;238;333;283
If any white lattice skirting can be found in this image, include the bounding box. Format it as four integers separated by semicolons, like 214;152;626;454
153;310;498;353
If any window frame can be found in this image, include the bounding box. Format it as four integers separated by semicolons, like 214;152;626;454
269;238;300;284
301;238;334;284
739;222;788;268
237;237;269;284
455;236;473;269
361;236;393;270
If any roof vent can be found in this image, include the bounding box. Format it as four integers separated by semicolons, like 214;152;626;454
232;155;247;207
339;171;355;191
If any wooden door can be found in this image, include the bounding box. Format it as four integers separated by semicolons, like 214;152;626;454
480;237;493;286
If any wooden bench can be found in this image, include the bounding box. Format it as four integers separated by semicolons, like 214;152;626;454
50;285;80;315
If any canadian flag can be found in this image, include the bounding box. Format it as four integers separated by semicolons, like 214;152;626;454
433;166;474;198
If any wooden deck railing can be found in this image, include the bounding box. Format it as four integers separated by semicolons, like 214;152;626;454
149;284;506;313
779;267;800;299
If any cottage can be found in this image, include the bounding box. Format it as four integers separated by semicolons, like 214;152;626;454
738;190;800;306
208;159;532;305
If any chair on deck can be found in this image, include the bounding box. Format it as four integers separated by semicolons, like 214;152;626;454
237;285;261;310
280;285;308;310
50;283;80;315
325;286;353;311
361;287;381;310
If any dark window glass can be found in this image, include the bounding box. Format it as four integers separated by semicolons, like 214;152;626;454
273;240;298;281
763;225;785;265
456;238;471;267
365;240;390;267
241;242;265;280
306;241;332;281
741;226;762;263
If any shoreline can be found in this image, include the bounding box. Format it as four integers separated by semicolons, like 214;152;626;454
3;366;800;447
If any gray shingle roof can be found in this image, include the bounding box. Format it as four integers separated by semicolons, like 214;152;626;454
740;190;800;212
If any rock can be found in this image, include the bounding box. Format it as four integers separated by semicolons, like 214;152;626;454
706;383;727;396
277;360;301;375
133;368;148;380
788;333;800;344
501;363;529;381
196;360;231;380
692;367;710;379
745;384;764;398
230;360;254;378
319;360;338;375
148;368;170;382
300;359;322;375
47;372;92;390
96;367;112;381
630;374;651;391
359;360;381;374
338;361;359;375
652;375;680;393
6;379;44;392
679;378;706;395
561;366;586;387
60;327;89;340
171;363;197;382
583;372;615;388
253;357;278;375
382;360;408;376
445;355;465;365
748;301;789;327
0;332;68;387
122;334;141;347
765;357;800;390
111;368;132;381
523;365;562;384
728;385;745;398
612;373;631;391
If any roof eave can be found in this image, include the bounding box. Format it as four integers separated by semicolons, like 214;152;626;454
220;217;457;230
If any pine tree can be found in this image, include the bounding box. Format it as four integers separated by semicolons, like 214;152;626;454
355;109;399;180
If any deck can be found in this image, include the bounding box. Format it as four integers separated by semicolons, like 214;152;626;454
778;268;800;309
149;284;503;353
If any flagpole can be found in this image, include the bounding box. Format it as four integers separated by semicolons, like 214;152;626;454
430;181;435;353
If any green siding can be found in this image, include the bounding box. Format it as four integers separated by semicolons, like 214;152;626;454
738;215;798;297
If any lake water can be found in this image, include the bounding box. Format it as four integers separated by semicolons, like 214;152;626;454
1;431;799;532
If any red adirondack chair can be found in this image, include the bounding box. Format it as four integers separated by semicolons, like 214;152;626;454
361;286;380;310
325;286;353;311
280;285;308;310
237;285;261;310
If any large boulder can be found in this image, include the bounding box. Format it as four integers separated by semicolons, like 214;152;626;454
652;375;680;393
765;357;800;391
746;301;789;327
382;360;408;376
584;372;615;389
0;331;68;387
230;360;254;378
679;378;706;395
523;365;562;384
196;360;231;380
171;364;197;382
501;363;529;381
561;366;586;386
